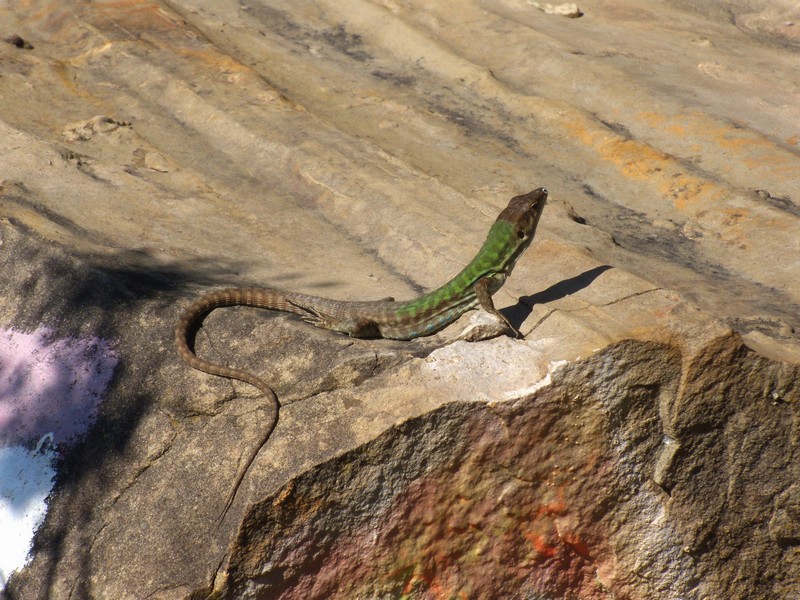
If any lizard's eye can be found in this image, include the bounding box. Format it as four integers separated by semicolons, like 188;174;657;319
517;230;526;239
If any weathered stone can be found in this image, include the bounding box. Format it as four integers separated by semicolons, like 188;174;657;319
1;0;798;598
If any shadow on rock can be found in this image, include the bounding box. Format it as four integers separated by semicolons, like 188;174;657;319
0;217;246;596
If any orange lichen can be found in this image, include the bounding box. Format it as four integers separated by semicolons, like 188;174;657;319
637;110;800;183
564;114;724;210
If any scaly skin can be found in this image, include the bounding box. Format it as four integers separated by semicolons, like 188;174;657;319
175;187;547;521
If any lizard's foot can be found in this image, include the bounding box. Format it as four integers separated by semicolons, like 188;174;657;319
454;311;521;342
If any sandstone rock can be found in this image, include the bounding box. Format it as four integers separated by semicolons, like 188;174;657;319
1;0;798;598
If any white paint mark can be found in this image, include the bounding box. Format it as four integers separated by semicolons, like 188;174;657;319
0;434;57;586
0;327;117;588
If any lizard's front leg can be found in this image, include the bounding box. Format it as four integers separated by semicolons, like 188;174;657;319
474;277;522;338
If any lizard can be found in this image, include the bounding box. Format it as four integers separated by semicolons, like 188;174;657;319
175;187;547;522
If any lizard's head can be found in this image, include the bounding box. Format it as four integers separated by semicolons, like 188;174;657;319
498;187;548;244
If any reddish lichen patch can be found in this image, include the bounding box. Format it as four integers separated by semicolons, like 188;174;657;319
266;389;624;600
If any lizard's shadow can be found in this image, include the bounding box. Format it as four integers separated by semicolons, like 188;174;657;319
502;265;613;328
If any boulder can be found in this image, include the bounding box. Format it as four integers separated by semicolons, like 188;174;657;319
1;0;798;598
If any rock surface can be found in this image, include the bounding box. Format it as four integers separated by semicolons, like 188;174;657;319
1;0;798;598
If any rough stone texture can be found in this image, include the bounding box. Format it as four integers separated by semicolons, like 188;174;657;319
224;337;799;599
1;0;799;598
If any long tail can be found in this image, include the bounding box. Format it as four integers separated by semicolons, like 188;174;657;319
174;289;283;394
174;288;281;524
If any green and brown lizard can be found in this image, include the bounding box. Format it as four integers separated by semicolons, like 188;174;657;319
175;187;547;520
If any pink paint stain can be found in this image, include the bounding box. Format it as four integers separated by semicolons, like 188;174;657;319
0;327;118;448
